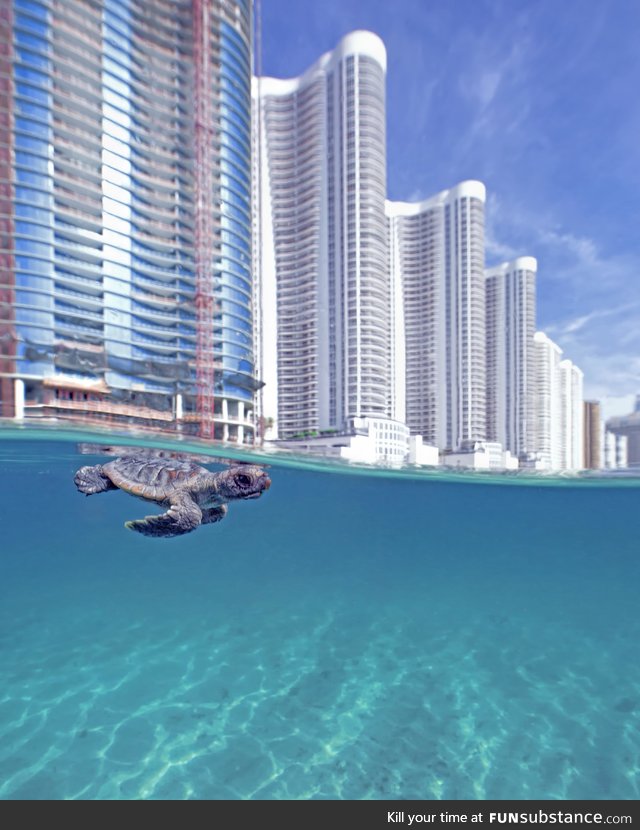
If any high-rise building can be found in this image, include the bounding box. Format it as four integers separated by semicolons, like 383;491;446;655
559;358;584;470
583;399;601;469
253;31;389;440
485;257;537;460
0;0;256;442
252;25;585;470
533;331;563;469
387;181;487;451
533;331;584;470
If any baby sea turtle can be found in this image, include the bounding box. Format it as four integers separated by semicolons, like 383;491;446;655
74;455;271;538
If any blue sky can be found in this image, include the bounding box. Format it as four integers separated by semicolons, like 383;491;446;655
259;0;640;420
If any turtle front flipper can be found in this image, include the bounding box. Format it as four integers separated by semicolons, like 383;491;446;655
125;493;203;538
74;464;117;495
202;504;228;525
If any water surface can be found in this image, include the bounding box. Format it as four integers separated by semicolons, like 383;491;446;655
0;427;638;799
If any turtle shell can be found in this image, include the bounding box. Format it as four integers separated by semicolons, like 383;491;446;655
103;455;209;501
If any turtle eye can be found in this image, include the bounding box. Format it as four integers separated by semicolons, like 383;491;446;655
236;474;252;488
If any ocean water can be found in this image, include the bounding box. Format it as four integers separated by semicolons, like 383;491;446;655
0;427;639;801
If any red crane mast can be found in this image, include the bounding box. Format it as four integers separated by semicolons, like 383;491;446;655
193;0;215;439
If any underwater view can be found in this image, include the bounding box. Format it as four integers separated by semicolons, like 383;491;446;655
0;426;639;801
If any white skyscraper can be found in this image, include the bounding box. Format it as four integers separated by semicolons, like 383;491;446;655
559;359;584;470
253;31;389;439
533;331;563;469
485;257;537;459
386;181;487;451
533;331;584;470
254;30;568;471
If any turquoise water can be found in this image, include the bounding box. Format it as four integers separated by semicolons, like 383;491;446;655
0;426;639;800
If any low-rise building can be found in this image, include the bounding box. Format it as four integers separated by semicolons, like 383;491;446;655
604;431;629;469
408;436;439;466
441;441;518;471
271;416;411;466
605;396;640;465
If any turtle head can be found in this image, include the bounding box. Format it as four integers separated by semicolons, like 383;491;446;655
213;465;271;502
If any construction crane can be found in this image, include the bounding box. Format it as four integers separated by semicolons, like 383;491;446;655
193;0;215;439
253;0;263;444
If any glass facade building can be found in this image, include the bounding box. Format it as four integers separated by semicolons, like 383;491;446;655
0;0;256;442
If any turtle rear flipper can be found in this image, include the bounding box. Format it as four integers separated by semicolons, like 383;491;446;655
125;493;202;538
74;465;117;495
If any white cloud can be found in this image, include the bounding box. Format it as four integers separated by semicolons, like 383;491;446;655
538;228;599;270
562;314;593;335
485;193;524;262
449;28;537;167
485;195;640;403
547;302;640;339
474;69;502;108
580;350;640;407
600;394;636;424
549;313;640;403
487;196;637;299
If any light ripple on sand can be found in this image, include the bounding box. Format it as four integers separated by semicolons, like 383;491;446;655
0;599;639;800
